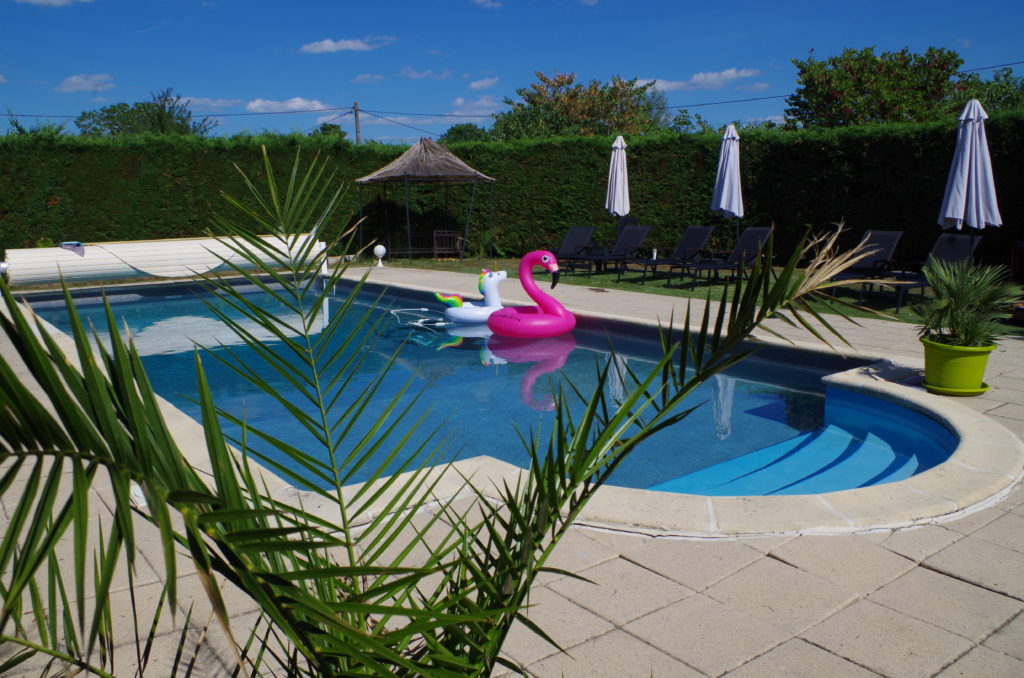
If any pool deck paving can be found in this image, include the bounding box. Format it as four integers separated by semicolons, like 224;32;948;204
3;265;1024;677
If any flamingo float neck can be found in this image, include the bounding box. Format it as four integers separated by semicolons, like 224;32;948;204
518;252;569;318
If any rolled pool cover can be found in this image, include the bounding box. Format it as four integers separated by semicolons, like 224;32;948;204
3;234;326;286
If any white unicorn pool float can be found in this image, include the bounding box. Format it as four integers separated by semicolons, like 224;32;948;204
434;269;507;324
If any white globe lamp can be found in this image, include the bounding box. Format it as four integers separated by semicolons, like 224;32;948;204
373;244;387;267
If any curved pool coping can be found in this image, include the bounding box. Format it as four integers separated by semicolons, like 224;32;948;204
344;278;1024;538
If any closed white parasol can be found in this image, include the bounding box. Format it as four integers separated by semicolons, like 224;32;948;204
606;135;630;218
938;99;1002;231
711;124;744;240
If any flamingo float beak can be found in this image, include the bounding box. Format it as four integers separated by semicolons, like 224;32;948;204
550;267;560;289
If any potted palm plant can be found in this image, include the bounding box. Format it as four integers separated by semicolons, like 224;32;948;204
915;259;1022;396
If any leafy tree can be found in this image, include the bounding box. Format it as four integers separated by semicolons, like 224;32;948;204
309;122;348;138
438;122;492;143
491;70;663;140
5;113;66;137
669;109;715;134
784;46;966;127
952;67;1024;113
75;87;217;136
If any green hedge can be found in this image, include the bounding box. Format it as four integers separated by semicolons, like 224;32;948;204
2;113;1022;267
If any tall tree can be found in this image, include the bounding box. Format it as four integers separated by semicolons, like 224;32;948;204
784;47;965;127
490;71;663;140
75;88;217;136
952;67;1024;112
438;122;492;143
309;121;349;139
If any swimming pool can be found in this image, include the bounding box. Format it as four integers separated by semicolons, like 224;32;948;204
27;278;957;495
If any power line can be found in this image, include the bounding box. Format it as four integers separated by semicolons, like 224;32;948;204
304;110;351;134
8;106;354;119
361;108;493;119
201;106;352;118
360;109;440;137
667;94;786;110
962;59;1024;72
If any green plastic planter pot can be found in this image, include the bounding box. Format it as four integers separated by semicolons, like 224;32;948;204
920;336;996;396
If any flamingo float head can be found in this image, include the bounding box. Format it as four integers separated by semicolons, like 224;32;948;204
523;250;561;288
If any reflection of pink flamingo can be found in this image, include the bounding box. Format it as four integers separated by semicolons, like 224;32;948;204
487;251;576;338
487;334;577;411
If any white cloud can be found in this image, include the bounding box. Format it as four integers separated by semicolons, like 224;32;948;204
956;37;974;49
12;0;93;5
400;67;451;80
651;67;761;92
469;77;498;90
581;0;598;5
352;73;384;84
183;96;243;109
450;95;502;118
55;73;114;92
0;75;6;85
736;82;771;92
473;0;501;8
300;35;396;54
246;97;331;113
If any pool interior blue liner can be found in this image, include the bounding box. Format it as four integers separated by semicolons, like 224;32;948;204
24;278;958;496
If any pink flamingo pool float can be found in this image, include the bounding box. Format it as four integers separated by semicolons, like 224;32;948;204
487;250;576;338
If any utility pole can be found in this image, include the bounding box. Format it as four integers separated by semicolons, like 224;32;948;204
353;101;361;144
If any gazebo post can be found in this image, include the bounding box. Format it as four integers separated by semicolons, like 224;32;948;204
357;184;364;257
404;178;413;263
487;183;495;259
463;182;478;260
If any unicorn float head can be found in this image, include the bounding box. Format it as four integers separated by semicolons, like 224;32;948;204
434;269;507;324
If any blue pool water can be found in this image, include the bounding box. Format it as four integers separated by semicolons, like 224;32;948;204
26;280;957;495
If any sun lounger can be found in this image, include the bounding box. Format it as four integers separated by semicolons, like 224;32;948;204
562;225;650;276
668;226;771;287
619;225;715;284
874;233;979;311
553;226;596;273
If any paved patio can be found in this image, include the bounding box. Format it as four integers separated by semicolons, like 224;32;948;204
3;266;1023;677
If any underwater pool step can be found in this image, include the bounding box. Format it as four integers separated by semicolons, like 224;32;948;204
650;424;919;496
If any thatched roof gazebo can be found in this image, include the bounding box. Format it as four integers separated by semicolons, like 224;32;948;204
356;138;495;260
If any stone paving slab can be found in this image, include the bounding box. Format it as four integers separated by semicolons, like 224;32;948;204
524;629;702;678
923;536;1024;599
866;567;1023;642
935;645;1024;678
721;638;880;678
546;556;692;625
800;599;974;678
624;593;792;676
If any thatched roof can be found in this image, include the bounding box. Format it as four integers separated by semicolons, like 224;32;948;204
356;138;495;184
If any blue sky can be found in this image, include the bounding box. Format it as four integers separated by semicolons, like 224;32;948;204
3;0;1022;142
